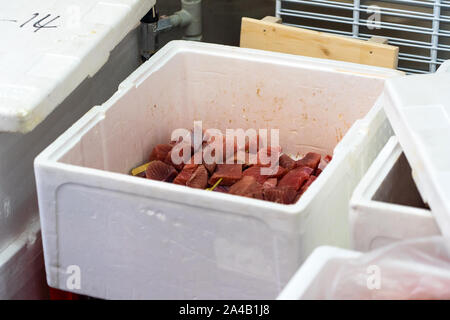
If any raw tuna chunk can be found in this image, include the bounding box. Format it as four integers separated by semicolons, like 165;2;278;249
173;163;199;185
208;164;242;186
171;129;203;152
202;137;226;163
243;165;286;184
191;150;216;174
204;162;216;175
203;133;238;162
263;186;298;204
262;165;287;178
242;166;270;184
298;175;317;197
228;176;263;199
149;144;173;162
296;152;321;170
263;178;277;189
279;154;296;170
145;160;177;182
187;165;208;189
164;141;195;171
164;151;184;171
278;167;313;190
226;151;256;168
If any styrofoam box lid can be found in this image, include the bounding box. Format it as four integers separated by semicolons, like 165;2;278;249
384;64;450;237
0;0;155;133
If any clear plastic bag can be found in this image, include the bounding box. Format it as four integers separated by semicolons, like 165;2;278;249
325;237;450;299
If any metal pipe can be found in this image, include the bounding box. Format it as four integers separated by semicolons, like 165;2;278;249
140;1;202;60
180;0;202;41
140;6;159;61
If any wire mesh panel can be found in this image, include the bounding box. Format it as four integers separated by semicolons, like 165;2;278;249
276;0;450;73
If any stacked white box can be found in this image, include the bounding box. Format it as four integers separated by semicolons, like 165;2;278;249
0;0;155;299
0;221;48;300
277;246;361;300
278;237;450;300
350;136;440;251
383;67;450;237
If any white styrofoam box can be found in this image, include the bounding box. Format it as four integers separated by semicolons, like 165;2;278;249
0;221;48;300
350;136;441;252
0;0;155;133
383;68;450;237
0;17;144;298
279;237;450;300
0;25;142;254
35;41;403;299
437;60;450;74
277;246;361;300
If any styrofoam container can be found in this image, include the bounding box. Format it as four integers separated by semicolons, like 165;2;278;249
0;26;143;256
278;237;450;299
0;0;154;299
383;68;450;236
0;0;155;133
350;136;441;251
277;246;360;300
437;60;450;74
35;41;403;299
0;221;48;300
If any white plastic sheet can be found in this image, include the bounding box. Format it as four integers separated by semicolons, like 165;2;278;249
324;237;450;299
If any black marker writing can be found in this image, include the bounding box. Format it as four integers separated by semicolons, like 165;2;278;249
20;13;39;27
15;13;60;32
32;14;60;32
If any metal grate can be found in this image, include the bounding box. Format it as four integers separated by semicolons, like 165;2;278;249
276;0;450;73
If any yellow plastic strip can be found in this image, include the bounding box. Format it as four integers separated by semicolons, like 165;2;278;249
206;178;223;191
131;161;152;176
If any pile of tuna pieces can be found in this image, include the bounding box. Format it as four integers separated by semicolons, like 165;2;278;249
137;137;330;205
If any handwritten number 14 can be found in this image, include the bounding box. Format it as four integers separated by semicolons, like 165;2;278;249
20;13;60;32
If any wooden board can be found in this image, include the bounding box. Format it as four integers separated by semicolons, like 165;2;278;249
240;17;399;69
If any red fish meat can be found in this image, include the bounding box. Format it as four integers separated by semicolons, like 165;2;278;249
298;175;317;197
242;166;270;184
263;178;277;189
209;164;242;186
296;152;321;170
263;186;298;204
145;160;177;182
279;154;296;170
173;163;199;185
149;144;173;162
187;165;208;189
204;162;216;175
243;165;286;184
278;166;313;191
228;176;263;199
